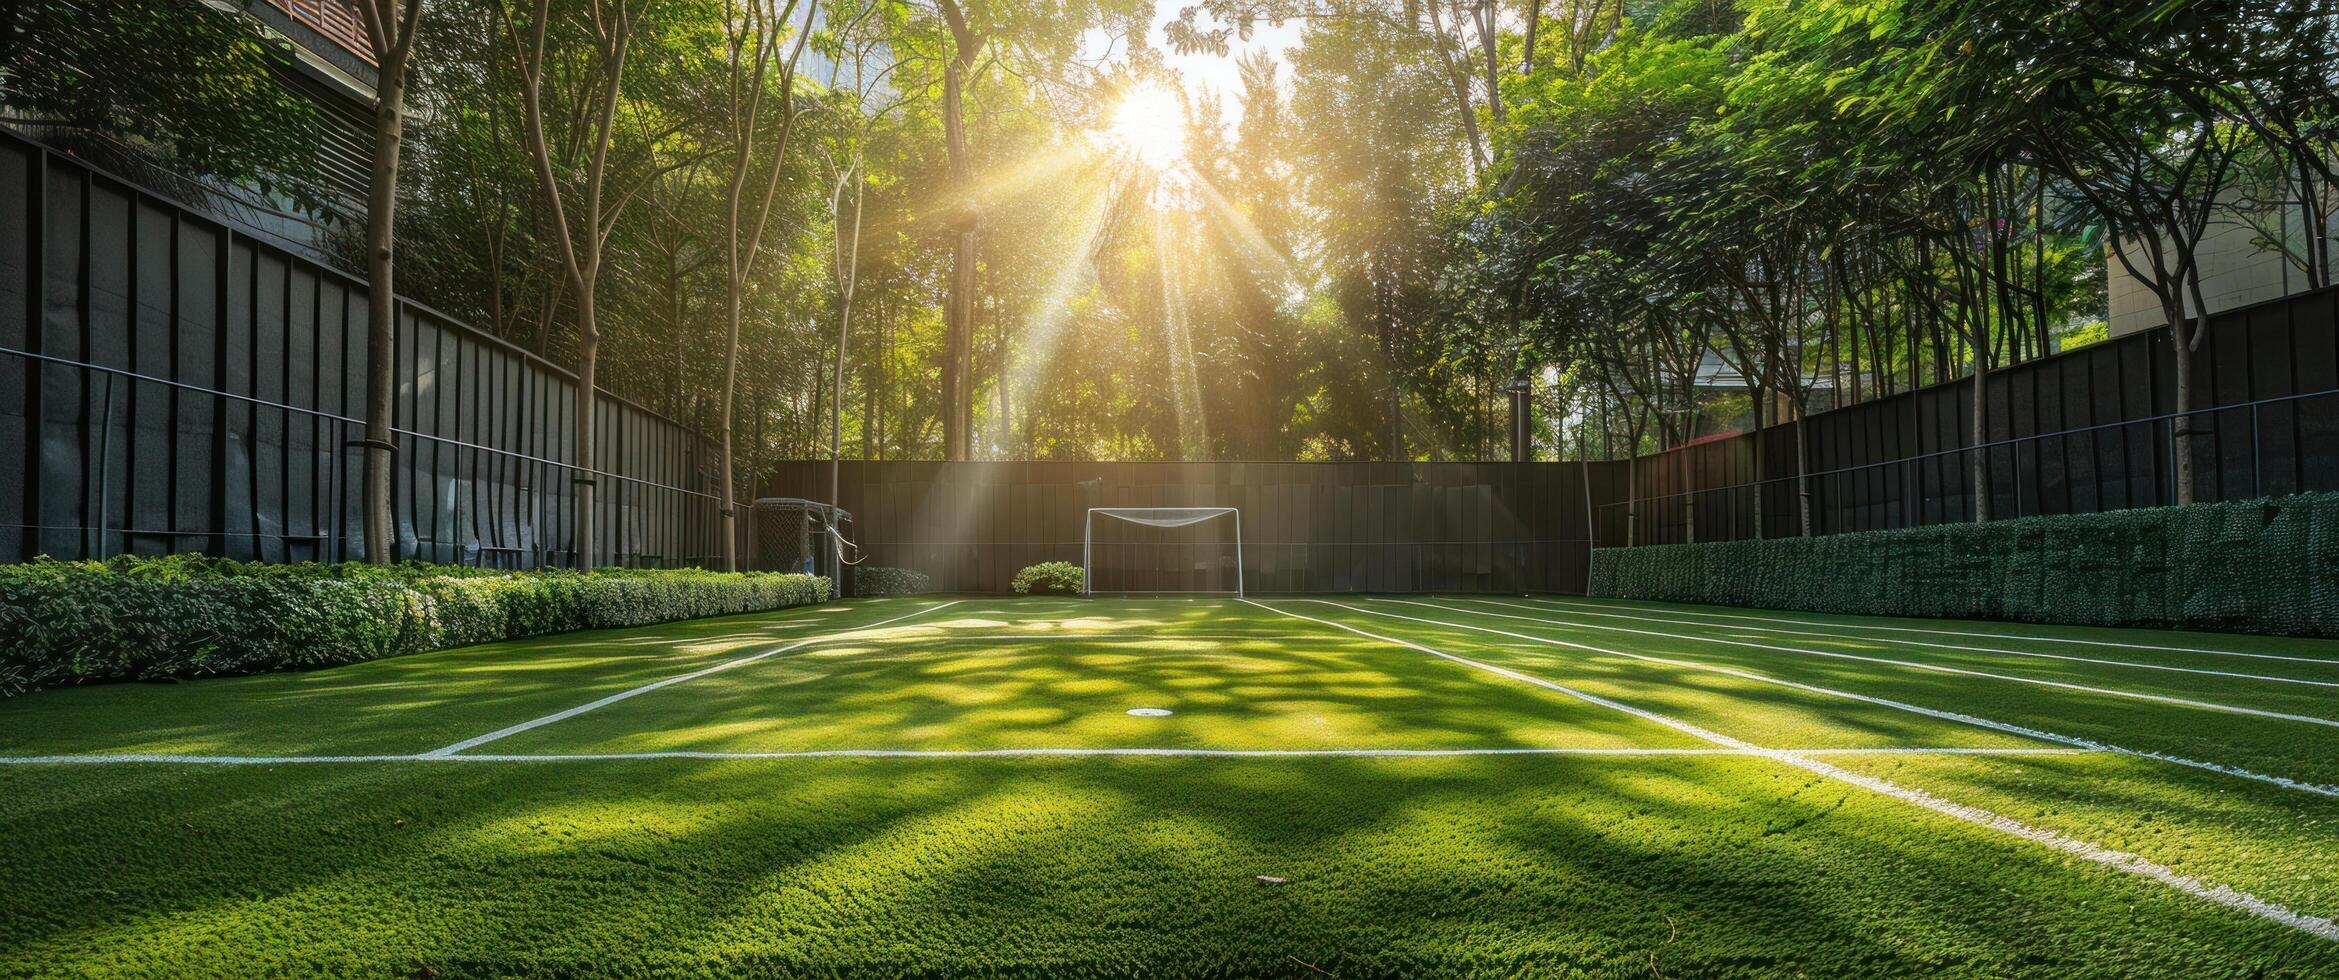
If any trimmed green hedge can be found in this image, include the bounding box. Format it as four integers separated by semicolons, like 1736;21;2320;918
1588;493;2339;636
0;555;829;695
1012;561;1083;595
855;566;933;597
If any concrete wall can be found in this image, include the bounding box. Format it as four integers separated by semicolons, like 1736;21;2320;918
2110;187;2331;336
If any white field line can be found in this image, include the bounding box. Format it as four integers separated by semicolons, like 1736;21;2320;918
1458;598;2339;690
1243;598;2339;943
1305;599;2339;799
0;746;2103;765
1550;597;2339;666
419;600;966;757
1373;598;2339;730
817;633;1350;643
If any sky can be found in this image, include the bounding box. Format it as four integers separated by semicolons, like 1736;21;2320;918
1081;0;1307;128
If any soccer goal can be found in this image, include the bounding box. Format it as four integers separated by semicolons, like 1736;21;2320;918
1081;507;1244;597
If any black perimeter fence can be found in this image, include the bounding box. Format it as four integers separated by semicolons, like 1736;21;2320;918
0;127;736;568
769;286;2339;594
761;461;1603;594
1598;286;2339;548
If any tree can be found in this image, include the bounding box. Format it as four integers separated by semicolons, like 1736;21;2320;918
354;0;428;564
934;0;984;460
713;0;818;570
498;0;697;567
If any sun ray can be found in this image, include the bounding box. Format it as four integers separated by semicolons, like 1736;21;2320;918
1001;176;1120;428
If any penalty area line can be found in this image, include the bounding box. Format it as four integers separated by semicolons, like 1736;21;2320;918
1373;598;2339;729
1353;597;2339;799
1459;597;2339;690
1527;596;2339;666
1242;597;2339;944
417;599;965;758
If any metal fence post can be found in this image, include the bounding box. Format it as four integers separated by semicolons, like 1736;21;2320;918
2250;403;2262;497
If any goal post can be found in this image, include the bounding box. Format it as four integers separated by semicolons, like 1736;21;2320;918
1082;507;1244;597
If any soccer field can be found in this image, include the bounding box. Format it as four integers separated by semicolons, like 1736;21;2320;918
5;595;2338;976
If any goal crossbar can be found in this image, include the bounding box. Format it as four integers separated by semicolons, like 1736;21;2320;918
1082;507;1244;597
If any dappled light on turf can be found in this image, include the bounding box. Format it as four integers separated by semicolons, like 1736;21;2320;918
6;597;2339;972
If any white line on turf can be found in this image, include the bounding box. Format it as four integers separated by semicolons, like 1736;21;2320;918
418;600;965;757
1373;598;2339;729
1537;597;2339;666
0;746;2100;765
1242;598;2339;943
1307;599;2339;798
1454;597;2339;689
794;633;1349;644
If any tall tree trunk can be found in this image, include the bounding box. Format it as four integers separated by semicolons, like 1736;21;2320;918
2170;314;2198;505
357;0;423;564
831;180;861;514
1970;349;1991;521
572;313;600;567
1519;0;1541;73
1475;0;1503;130
1423;1;1489;177
1792;401;1812;536
2169;263;2213;503
715;0;813;570
506;0;630;569
937;0;983;461
717;284;745;568
1748;390;1766;541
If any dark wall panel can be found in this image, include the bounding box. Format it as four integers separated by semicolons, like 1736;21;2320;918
1616;286;2339;545
0;128;730;568
763;460;1597;595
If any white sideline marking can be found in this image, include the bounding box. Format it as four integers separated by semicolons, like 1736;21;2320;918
1551;597;2339;666
813;633;1350;644
1244;598;2339;943
1313;599;2339;799
0;746;2099;765
419;600;965;757
1376;598;2339;730
1462;598;2339;690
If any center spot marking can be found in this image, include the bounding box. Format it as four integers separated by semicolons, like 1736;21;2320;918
1126;707;1174;717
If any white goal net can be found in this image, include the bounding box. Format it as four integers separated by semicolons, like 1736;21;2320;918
1081;507;1245;596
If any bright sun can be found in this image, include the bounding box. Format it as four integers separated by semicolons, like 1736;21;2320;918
1105;84;1187;170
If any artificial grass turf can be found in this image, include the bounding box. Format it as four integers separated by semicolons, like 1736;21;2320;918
1324;596;2339;788
4;756;2337;978
1472;595;2339;704
0;598;962;757
1553;595;2339;670
478;631;1705;756
6;596;2339;975
1268;598;2339;929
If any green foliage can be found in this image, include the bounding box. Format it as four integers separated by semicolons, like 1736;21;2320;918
2058;320;2111;351
1590;493;2339;636
0;0;331;214
0;556;828;694
1011;561;1083;595
855;566;932;596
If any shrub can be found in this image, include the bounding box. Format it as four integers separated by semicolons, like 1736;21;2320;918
857;566;933;597
1588;493;2339;637
0;556;829;695
1012;561;1083;595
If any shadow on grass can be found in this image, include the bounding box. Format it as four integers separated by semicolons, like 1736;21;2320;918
0;599;952;757
2;755;2331;977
